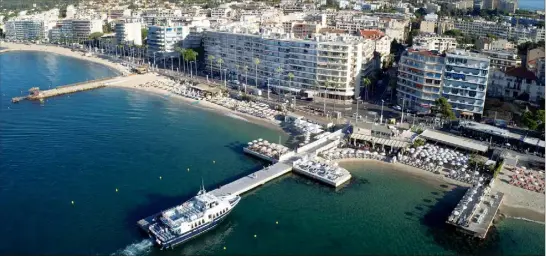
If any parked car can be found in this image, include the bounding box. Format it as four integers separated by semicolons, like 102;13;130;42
393;105;402;111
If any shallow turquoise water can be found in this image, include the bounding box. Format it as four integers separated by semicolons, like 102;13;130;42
0;52;544;255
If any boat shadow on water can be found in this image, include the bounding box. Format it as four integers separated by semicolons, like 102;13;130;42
408;185;503;255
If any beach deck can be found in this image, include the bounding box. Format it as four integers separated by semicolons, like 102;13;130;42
447;188;504;239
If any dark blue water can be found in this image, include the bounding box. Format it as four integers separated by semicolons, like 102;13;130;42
0;52;544;256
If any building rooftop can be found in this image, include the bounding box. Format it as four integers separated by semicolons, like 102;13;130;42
359;29;384;40
505;66;538;80
420;129;489;153
407;48;444;57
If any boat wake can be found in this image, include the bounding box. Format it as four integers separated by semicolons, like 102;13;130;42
112;239;153;256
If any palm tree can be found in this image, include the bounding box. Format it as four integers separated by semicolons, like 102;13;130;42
217;58;224;86
243;65;249;92
208;55;215;77
388;77;397;102
362;77;371;101
235;64;241;91
275;66;283;98
288;72;294;88
174;46;185;73
253;58;260;89
185;49;198;77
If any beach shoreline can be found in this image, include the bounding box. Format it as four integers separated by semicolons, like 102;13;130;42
108;80;286;133
338;158;545;223
0;42;129;75
0;43;286;133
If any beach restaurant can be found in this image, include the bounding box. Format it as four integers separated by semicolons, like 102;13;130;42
418;129;489;153
190;84;222;98
349;123;410;152
459;121;545;155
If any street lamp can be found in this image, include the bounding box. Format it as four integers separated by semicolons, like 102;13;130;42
267;78;270;100
400;97;406;124
355;96;361;124
380;99;384;124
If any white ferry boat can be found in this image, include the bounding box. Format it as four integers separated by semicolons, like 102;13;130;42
145;186;241;249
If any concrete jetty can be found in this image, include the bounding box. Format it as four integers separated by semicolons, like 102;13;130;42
11;75;121;103
208;129;349;197
210;162;293;196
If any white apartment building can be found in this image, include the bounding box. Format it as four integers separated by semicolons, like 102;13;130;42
66;5;77;19
147;25;190;58
203;28;377;102
108;9;132;20
442;50;490;115
475;38;514;51
480;49;521;71
397;49;445;114
488;67;544;103
5;20;45;41
412;35;457;53
48;19;103;42
452;19;543;42
115;21;142;46
397;49;490;116
211;7;231;18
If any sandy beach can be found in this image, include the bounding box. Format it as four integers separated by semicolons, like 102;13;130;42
494;166;545;223
338;158;470;188
0;42;130;74
338;158;545;223
106;73;286;133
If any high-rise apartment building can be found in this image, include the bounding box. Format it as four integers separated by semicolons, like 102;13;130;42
5;20;45;41
397;49;490;116
115;20;143;46
49;19;103;43
203;28;377;102
147;25;190;58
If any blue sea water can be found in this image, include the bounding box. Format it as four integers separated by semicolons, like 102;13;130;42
519;0;545;11
0;51;544;255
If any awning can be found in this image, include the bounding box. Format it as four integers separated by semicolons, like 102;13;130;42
350;134;410;148
420;129;489;153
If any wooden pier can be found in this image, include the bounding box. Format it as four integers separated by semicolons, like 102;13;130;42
10;75;121;103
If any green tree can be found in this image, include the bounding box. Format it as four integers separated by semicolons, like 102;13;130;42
521;110;538;130
253;57;260;88
208;55;215;76
535;110;545;124
433;97;456;120
89;32;103;40
413;138;426;147
362;77;371;100
141;28;148;42
444;29;463;37
185;49;198;76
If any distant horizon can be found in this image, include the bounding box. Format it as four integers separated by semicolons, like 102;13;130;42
519;0;545;11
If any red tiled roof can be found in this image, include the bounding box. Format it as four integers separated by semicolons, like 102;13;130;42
359;29;384;39
505;66;537;80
